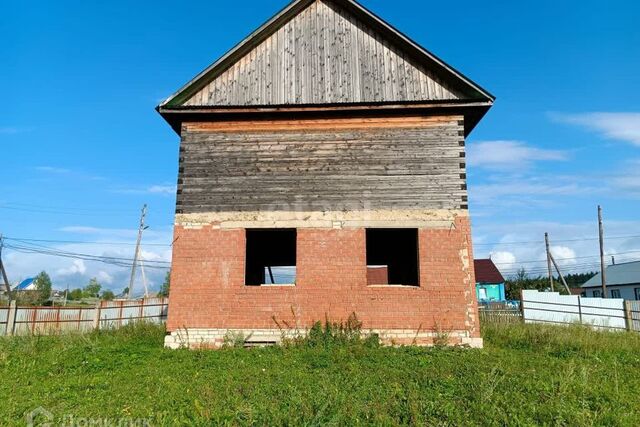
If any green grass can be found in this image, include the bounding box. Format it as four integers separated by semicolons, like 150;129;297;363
1;322;639;426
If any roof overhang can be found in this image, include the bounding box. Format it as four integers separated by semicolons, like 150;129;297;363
158;99;493;136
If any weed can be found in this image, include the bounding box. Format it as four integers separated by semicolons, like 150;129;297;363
222;331;253;348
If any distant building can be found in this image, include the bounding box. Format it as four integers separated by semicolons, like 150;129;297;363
474;259;506;303
581;261;640;299
14;278;37;291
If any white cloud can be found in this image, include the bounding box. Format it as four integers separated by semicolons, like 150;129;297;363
551;112;640;146
148;185;177;195
611;175;640;196
0;127;32;134
56;259;87;276
112;184;176;196
608;159;640;197
470;175;600;207
4;226;173;294
97;271;114;284
59;226;119;235
34;166;104;181
550;246;577;267
473;220;640;279
467;140;567;170
35;166;73;174
489;251;517;270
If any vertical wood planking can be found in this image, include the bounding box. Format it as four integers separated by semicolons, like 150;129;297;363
183;0;462;106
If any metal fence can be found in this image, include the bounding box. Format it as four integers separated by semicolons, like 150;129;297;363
0;298;168;336
521;290;640;332
628;300;640;331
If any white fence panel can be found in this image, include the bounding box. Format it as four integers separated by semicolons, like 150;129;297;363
0;307;7;335
522;290;626;331
580;297;625;329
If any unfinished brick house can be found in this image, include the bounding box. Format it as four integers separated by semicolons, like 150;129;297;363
158;0;494;348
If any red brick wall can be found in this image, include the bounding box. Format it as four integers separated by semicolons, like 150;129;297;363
167;216;479;338
366;266;389;285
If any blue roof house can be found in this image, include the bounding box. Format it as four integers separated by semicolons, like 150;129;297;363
14;278;37;291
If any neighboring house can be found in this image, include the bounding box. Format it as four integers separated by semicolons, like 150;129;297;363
581;261;640;299
14;278;37;291
158;0;494;348
474;259;506;303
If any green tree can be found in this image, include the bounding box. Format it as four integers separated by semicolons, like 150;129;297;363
68;288;83;301
505;268;547;300
158;271;171;297
101;290;115;301
34;271;53;305
83;278;102;298
504;268;596;300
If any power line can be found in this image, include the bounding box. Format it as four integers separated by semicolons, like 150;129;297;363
5;243;170;267
5;240;170;263
4;242;171;270
491;250;640;265
474;234;640;247
0;206;136;217
4;236;171;247
0;202;140;215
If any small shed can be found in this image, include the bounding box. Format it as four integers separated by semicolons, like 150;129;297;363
474;259;506;303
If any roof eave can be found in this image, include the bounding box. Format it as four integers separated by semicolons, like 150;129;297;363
157;99;493;135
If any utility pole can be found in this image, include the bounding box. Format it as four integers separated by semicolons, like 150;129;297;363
544;232;555;292
0;234;12;299
127;204;148;300
549;252;571;295
598;205;607;298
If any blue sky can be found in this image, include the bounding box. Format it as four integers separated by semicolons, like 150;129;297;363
2;0;639;292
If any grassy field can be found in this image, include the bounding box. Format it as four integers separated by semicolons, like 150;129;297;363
1;321;639;426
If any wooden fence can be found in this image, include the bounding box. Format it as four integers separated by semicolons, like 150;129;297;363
478;307;522;324
0;297;168;336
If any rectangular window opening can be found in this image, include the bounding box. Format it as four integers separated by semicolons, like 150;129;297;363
366;228;419;287
610;289;621;298
245;229;296;286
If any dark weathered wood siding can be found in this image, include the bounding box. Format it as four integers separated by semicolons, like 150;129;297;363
177;116;467;213
183;0;462;107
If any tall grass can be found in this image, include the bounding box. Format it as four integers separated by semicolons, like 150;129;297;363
483;320;640;358
0;320;638;425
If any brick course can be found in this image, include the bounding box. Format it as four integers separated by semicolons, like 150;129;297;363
166;215;480;347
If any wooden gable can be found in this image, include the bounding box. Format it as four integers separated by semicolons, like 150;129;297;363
160;0;493;109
